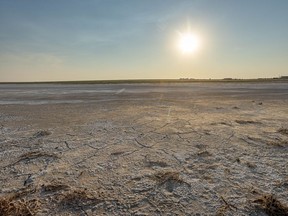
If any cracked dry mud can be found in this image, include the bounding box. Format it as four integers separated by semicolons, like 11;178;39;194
0;83;288;215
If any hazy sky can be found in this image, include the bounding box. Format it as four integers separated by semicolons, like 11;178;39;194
0;0;288;82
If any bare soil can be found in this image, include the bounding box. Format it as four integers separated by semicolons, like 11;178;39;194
0;83;287;215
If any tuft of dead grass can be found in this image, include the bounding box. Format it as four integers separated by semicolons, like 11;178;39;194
0;194;40;216
58;189;103;208
278;128;288;136
3;151;59;169
197;150;212;157
246;161;257;169
9;186;37;200
150;171;189;193
235;120;260;125
33;130;51;138
267;140;288;148
216;205;227;216
110;151;126;156
152;171;183;185
18;151;59;162
41;182;70;193
216;196;237;216
145;161;168;168
253;194;288;216
0;189;41;216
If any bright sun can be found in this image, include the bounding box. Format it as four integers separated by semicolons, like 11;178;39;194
178;32;201;54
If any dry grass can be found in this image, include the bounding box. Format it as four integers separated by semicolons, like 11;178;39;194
41;182;70;193
253;194;288;216
197;150;212;157
110;151;126;156
2;151;59;169
150;171;188;193
18;151;59;162
246;161;257;169
217;198;237;216
278;128;288;136
235;120;260;124
33;130;51;138
0;187;40;216
216;205;228;216
267;140;288;148
0;197;40;216
145;161;168;168
152;171;183;185
58;189;103;208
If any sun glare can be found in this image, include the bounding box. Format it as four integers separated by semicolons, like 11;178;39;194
178;32;201;54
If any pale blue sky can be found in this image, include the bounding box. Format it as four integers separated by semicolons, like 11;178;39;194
0;0;288;81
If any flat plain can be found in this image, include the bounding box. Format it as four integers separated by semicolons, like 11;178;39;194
0;82;288;215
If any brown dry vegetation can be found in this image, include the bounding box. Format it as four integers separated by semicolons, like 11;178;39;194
253;194;288;216
0;189;41;216
278;128;288;136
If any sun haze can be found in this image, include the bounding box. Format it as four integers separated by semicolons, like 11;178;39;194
178;31;201;55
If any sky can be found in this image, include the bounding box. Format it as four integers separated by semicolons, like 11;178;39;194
0;0;288;82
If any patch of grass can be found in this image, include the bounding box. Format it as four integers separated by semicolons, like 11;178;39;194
145;161;168;168
216;205;228;216
211;122;232;126
216;196;237;216
3;151;60;169
278;128;288;136
235;120;260;125
110;151;126;156
253;194;288;216
197;150;212;157
0;197;40;216
150;171;188;193
268;140;287;147
152;171;183;185
235;158;241;163
276;178;288;188
33;130;51;138
18;151;59;162
41;182;70;193
246;161;257;169
59;189;102;208
0;187;40;216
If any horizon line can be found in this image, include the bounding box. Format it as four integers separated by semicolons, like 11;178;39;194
0;77;288;84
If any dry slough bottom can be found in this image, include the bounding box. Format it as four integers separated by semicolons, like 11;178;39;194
0;85;288;215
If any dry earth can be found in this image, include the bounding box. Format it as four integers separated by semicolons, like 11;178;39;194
0;82;287;215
